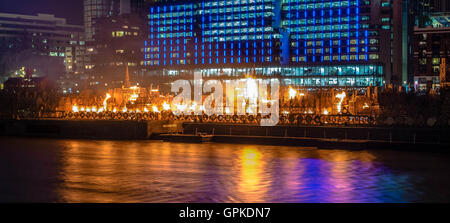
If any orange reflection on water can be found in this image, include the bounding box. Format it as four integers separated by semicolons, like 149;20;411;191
237;148;268;202
60;140;121;202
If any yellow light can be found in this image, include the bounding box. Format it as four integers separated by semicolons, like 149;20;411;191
323;109;329;115
335;92;346;114
80;107;85;112
363;103;369;109
86;107;91;113
129;93;139;102
113;108;117;113
72;105;79;113
190;102;197;112
163;102;170;111
225;107;231;114
144;107;149;113
289;87;297;99
122;107;128;113
91;106;97;112
176;104;187;112
97;108;104;113
103;93;111;110
152;105;159;113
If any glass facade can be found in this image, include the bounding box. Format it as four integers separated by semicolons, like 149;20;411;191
281;0;373;64
145;0;387;87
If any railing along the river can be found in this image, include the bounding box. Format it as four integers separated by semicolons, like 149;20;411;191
39;111;445;127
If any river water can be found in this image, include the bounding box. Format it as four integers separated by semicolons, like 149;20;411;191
0;137;449;203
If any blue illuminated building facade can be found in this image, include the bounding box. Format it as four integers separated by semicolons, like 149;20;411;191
144;0;409;87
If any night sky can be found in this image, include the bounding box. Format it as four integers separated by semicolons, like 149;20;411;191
0;0;84;25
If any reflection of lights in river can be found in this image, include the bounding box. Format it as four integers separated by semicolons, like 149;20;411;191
238;148;267;202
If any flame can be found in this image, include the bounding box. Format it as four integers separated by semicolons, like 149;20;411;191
122;107;128;113
80;107;85;112
72;105;79;113
323;109;329;115
113;108;117;113
86;107;91;113
144;107;149;113
97;108;104;113
190;102;197;112
289;87;297;99
163;102;170;111
363;103;369;109
91;106;97;113
152;105;159;113
103;93;111;110
176;104;187;112
129;86;139;102
336;92;346;114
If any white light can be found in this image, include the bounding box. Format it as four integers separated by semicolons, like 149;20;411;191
72;105;79;113
163;102;170;111
289;87;297;99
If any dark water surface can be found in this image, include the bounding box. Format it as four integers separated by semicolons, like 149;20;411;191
0;137;449;203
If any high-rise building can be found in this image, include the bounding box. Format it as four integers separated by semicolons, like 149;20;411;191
90;14;145;88
84;0;147;41
83;0;147;84
413;26;450;91
144;0;412;88
0;13;84;78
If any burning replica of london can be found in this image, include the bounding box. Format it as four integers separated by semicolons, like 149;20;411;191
55;67;450;128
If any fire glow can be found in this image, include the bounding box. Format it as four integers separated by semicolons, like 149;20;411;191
335;92;346;114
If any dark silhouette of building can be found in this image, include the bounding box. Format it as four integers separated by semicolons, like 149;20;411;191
413;26;450;90
90;14;145;89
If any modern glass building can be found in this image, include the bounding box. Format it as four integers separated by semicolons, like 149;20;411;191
144;0;410;87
